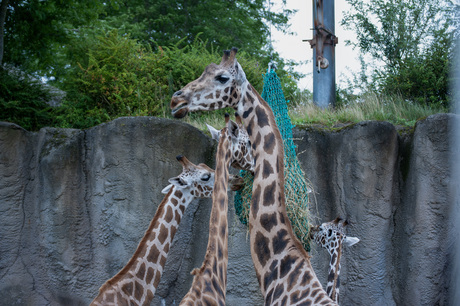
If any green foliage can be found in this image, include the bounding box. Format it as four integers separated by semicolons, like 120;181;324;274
56;31;273;128
56;30;168;128
2;0;303;130
342;0;457;107
76;30;169;117
0;68;54;131
101;0;294;58
3;0;296;82
3;0;104;76
381;27;454;107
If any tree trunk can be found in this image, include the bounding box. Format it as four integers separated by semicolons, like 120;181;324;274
0;0;9;66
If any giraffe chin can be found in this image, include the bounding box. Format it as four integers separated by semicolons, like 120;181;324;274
172;106;189;119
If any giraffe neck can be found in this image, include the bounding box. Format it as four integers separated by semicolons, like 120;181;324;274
326;242;343;303
238;83;336;305
180;131;231;305
91;187;194;306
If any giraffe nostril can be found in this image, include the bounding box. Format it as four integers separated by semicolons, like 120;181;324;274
173;90;183;97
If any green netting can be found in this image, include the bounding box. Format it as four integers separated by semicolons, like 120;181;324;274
234;68;312;251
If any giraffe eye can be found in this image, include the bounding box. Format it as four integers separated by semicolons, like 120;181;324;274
215;75;230;84
201;173;211;181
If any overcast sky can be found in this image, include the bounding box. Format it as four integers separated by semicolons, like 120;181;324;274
270;0;359;91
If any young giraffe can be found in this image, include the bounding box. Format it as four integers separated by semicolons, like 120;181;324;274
310;217;360;303
171;48;337;305
91;156;217;306
180;114;254;305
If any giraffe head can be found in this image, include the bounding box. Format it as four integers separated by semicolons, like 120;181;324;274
310;217;360;256
162;155;215;198
170;48;247;118
206;113;255;174
162;155;244;196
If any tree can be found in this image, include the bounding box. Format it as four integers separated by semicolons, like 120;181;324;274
1;0;295;83
1;0;104;74
381;26;455;107
342;0;457;106
100;0;294;57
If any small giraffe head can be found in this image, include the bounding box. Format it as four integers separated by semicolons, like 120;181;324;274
162;155;215;198
207;113;255;174
310;218;359;303
171;48;246;118
162;155;244;197
310;217;360;256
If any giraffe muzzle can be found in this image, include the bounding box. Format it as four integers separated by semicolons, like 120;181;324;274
170;98;189;118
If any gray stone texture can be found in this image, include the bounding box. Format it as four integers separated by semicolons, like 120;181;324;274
0;114;457;305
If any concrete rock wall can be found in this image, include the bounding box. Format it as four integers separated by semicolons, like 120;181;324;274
0;114;457;305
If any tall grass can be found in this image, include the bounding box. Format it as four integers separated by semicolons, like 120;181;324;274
289;91;448;128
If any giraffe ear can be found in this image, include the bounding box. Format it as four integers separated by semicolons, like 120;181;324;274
168;177;188;188
161;184;173;194
206;124;221;141
235;62;247;85
228;120;239;140
344;236;360;247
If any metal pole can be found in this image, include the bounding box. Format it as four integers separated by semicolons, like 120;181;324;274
306;0;337;109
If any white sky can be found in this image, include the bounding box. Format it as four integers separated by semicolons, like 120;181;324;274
270;0;360;91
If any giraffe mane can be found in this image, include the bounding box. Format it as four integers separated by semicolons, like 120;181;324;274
96;187;175;293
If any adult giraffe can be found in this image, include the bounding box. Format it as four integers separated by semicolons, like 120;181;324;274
171;48;337;305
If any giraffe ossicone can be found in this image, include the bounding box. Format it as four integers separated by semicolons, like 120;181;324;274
171;48;338;305
310;217;360;303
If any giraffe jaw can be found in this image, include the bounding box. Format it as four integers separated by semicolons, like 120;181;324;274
171;101;189;118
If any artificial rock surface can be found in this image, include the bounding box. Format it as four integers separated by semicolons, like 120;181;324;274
0;114;457;305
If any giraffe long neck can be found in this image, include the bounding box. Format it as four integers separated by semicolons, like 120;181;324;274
91;187;194;306
238;83;336;305
180;132;231;305
326;242;343;303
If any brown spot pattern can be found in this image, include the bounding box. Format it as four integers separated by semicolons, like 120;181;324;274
262;160;274;179
158;224;168;244
260;212;278;232
255;106;269;128
262;181;276;206
255;231;271;267
164;206;173;223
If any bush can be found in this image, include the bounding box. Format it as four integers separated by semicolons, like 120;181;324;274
0;68;54;131
74;30;170;117
5;29;300;130
381;29;453;108
57;31;278;128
